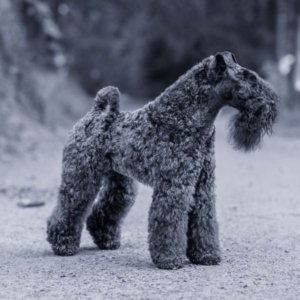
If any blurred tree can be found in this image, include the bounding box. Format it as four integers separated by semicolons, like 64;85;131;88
0;0;90;153
45;0;280;100
0;0;44;122
140;0;208;96
20;0;65;68
0;0;66;130
277;0;300;107
141;0;277;96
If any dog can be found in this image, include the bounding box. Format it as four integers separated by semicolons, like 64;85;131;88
47;52;278;269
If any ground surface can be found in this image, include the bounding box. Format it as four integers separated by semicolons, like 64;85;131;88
0;110;300;300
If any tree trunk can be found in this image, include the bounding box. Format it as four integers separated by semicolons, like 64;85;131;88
276;0;300;108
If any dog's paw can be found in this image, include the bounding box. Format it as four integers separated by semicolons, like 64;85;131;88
51;244;79;256
47;222;81;256
152;257;185;270
187;250;221;265
47;233;80;256
95;239;121;250
87;220;121;250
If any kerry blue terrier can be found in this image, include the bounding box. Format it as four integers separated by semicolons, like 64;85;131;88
47;52;278;269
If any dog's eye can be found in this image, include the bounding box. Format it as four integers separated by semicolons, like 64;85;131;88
249;74;257;82
199;69;206;77
243;70;250;78
243;70;257;83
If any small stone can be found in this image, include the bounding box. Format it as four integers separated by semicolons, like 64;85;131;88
17;199;45;208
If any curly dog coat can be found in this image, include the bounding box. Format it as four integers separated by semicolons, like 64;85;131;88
47;52;278;269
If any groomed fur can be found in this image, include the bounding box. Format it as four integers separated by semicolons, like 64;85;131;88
47;51;279;270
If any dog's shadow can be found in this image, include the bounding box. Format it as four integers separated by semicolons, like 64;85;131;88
39;245;154;270
33;246;220;272
81;245;155;269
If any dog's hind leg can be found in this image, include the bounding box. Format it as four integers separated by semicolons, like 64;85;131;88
186;141;221;265
46;86;122;256
47;177;100;256
86;172;138;250
47;143;103;256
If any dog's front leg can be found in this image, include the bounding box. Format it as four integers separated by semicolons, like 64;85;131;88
186;155;221;265
148;183;192;270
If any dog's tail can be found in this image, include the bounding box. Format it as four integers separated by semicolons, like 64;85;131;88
93;86;120;119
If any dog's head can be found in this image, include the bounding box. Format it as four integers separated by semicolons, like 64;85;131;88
207;51;279;152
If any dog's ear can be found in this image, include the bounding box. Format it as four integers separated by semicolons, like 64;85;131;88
215;52;237;72
215;53;227;73
208;51;237;83
231;53;237;64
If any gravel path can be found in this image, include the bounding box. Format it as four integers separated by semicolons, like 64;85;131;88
0;114;300;300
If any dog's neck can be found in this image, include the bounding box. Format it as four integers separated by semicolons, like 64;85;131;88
146;72;223;135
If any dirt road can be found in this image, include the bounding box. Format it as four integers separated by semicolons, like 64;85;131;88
0;114;300;300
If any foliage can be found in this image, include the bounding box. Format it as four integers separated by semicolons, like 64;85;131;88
47;0;278;98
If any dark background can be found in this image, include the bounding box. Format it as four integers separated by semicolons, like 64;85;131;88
0;0;299;153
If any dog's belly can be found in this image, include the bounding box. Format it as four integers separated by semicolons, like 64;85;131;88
110;139;204;188
112;163;154;187
111;148;156;187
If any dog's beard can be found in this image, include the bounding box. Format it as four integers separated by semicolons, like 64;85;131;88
228;99;277;152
